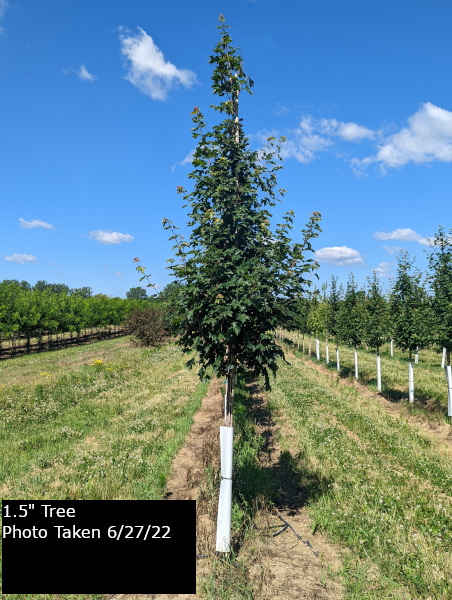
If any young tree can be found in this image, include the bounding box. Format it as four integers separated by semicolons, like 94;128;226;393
365;271;389;391
318;283;333;364
338;273;366;379
426;226;452;415
293;295;310;352
306;289;320;358
390;251;432;402
306;287;331;361
160;16;321;408
138;16;321;551
159;281;184;334
328;276;343;371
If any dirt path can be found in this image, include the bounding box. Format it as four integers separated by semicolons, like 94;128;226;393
106;377;345;599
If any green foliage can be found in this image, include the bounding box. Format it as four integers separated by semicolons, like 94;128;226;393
365;271;389;351
390;252;433;356
162;18;321;388
338;273;366;348
126;286;149;301
426;226;452;361
158;281;184;334
71;286;93;298
306;287;332;339
328;275;343;345
123;306;167;347
0;280;148;340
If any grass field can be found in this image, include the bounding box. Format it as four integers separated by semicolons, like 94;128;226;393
1;334;451;599
269;339;452;598
0;336;207;597
283;331;451;423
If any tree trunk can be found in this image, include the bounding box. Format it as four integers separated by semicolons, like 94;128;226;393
225;361;235;428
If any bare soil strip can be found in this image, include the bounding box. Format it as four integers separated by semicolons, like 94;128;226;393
107;377;345;599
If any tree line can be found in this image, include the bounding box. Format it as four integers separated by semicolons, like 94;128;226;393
279;230;452;410
286;228;452;369
0;279;152;354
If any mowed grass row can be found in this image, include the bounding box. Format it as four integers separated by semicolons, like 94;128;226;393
284;332;451;423
268;344;452;599
0;336;208;598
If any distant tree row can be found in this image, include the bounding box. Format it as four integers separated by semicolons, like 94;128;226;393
286;227;452;368
4;279;157;301
3;279;95;298
0;280;150;342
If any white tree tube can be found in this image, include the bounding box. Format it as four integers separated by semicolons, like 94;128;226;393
326;342;329;365
316;338;320;361
336;348;340;372
409;361;414;403
377;354;381;392
354;349;358;380
415;347;419;364
390;339;393;357
216;426;234;552
446;365;452;417
442;347;446;369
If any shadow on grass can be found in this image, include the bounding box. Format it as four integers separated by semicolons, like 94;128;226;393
232;379;333;519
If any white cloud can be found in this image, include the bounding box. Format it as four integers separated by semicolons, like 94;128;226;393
269;115;375;164
5;253;38;264
278;117;332;164
0;0;8;18
172;149;194;172
383;244;403;255
19;218;55;230
114;271;124;277
88;230;134;244
319;118;375;141
315;246;365;267
120;27;197;101
273;102;288;116
373;262;394;278
75;65;97;82
374;228;429;246
0;0;8;34
268;103;452;175
358;103;452;171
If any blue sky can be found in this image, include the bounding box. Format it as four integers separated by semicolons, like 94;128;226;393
1;0;451;297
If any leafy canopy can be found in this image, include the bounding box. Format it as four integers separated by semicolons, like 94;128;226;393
426;226;452;358
365;271;389;351
160;16;321;388
390;251;432;355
